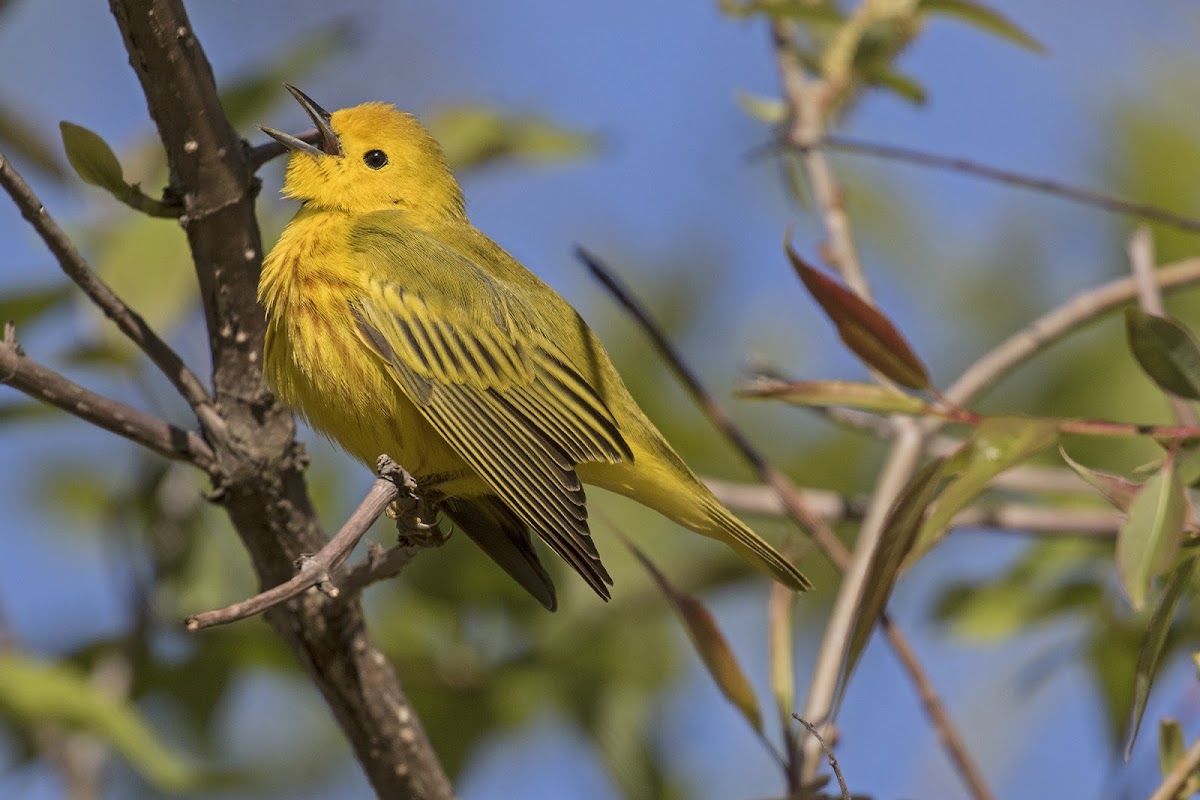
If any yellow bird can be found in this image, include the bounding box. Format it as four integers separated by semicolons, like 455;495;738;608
258;85;810;610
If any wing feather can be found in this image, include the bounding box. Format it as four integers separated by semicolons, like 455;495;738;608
347;221;631;599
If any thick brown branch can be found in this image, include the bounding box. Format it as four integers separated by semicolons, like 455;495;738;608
107;1;454;797
0;328;215;471
0;150;218;430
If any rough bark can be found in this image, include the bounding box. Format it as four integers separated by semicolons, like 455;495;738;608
106;1;454;796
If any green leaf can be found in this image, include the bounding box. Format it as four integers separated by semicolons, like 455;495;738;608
1125;308;1200;400
0;652;203;791
220;25;351;125
838;458;948;704
1126;558;1197;759
1060;447;1142;512
623;536;763;734
788;242;930;389
735;92;788;125
426;106;598;173
0;400;59;425
860;63;928;105
768;581;796;736
0;103;67;179
1116;460;1187;612
907;418;1058;567
1159;719;1186;778
739;377;927;414
918;0;1044;52
717;0;843;22
0;283;72;328
60;121;126;196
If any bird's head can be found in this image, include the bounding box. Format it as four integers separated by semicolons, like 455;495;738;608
259;85;465;221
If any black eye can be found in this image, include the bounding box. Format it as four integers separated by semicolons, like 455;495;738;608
363;150;388;169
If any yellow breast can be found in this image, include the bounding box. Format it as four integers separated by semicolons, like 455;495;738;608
258;209;459;478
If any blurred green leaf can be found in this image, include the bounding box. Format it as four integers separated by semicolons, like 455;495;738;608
788;242;930;389
1125;308;1200;400
735;92;787;125
1060;446;1142;512
1159;719;1186;778
1116;459;1186;612
717;0;842;22
860;63;927;105
60;121;126;196
0;283;71;328
918;0;1043;52
740;377;927;413
0;400;59;425
908;417;1058;566
427;106;598;173
221;24;351;125
622;535;762;734
768;582;796;742
1126;557;1196;758
839;458;948;703
0;103;67;179
0;652;203;791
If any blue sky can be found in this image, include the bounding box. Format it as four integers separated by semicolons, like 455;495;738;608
2;2;1199;798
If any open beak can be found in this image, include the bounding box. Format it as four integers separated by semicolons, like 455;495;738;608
257;84;343;158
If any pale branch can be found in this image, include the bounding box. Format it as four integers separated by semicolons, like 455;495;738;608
0;326;215;471
0;150;218;431
766;20;990;799
819;134;1200;235
1148;733;1200;800
943;256;1200;408
107;1;454;796
338;540;424;599
1128;227;1196;425
576;247;989;800
769;20;868;299
187;457;424;631
704;478;1120;537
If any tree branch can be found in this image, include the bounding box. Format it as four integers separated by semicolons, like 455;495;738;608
105;1;454;796
576;247;989;799
0;149;219;432
704;478;1120;536
0;325;215;471
187;457;429;631
819;134;1200;235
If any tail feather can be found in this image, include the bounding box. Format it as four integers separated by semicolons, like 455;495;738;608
703;497;812;591
440;496;558;610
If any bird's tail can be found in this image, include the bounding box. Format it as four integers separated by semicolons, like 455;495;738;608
439;495;558;610
698;494;812;592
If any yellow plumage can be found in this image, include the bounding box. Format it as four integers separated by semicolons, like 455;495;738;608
258;86;811;609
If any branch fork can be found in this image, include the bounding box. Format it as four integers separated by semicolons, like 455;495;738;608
185;456;436;631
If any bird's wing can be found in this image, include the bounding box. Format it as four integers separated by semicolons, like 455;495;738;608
348;223;632;599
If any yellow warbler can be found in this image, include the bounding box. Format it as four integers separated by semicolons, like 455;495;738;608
258;85;811;610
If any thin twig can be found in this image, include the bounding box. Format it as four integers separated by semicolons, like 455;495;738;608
942;257;1200;408
794;715;851;800
0;326;215;472
770;21;868;298
186;457;419;631
819;134;1200;235
576;247;991;799
0;151;219;434
1148;733;1200;800
704;478;1120;536
1128;227;1197;426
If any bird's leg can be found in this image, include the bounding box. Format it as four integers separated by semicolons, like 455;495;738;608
376;458;451;547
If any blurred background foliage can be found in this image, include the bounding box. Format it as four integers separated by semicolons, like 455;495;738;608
2;1;1200;799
